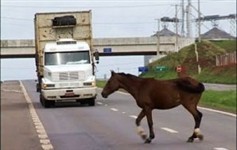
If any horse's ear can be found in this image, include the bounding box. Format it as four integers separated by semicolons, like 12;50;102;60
111;70;115;76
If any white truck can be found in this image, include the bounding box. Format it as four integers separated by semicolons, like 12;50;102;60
34;11;99;108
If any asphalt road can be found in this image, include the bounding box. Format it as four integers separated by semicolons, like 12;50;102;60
18;80;236;150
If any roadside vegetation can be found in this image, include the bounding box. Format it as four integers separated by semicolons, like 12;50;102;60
200;90;236;113
141;40;236;84
97;40;236;114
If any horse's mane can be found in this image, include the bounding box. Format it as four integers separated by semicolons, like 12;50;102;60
118;72;138;78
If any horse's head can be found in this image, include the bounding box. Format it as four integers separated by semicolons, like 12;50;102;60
101;70;120;98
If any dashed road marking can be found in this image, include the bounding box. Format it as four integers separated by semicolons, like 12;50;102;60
110;108;119;112
161;127;178;133
213;148;229;150
20;81;54;150
129;115;137;119
97;102;103;105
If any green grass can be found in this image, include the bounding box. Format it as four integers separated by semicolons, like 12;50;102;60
211;40;237;53
195;66;237;84
96;80;107;88
200;90;236;113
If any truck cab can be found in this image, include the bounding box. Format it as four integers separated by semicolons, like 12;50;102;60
40;39;97;107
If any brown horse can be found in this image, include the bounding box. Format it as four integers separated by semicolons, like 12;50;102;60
101;71;205;144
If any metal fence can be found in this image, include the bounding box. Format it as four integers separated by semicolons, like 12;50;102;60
216;51;236;66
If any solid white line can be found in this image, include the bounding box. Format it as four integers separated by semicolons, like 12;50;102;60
161;127;178;133
198;106;236;117
20;81;54;150
110;108;119;112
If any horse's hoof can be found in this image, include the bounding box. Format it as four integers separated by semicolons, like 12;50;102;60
144;138;152;144
187;138;194;143
141;134;147;140
197;134;204;141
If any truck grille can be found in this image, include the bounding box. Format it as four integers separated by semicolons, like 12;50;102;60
58;71;85;81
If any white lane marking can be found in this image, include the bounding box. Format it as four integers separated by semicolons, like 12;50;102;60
198;106;236;117
213;148;229;150
97;102;103;105
104;104;108;106
110;108;119;112
161;127;178;133
117;91;129;95
20;81;54;150
129;115;137;119
122;112;126;114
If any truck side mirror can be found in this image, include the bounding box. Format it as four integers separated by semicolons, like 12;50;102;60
94;50;99;64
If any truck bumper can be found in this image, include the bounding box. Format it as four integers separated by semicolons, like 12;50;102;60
42;87;97;101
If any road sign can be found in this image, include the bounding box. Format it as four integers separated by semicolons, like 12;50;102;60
138;66;148;73
103;48;112;53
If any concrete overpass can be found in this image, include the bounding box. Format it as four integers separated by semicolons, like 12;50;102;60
0;37;194;58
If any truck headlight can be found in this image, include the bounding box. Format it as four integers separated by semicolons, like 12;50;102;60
42;83;55;89
83;81;96;86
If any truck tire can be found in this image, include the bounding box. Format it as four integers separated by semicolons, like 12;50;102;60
40;94;54;108
87;98;95;106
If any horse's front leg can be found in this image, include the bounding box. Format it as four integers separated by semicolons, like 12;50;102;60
144;107;155;143
136;109;147;141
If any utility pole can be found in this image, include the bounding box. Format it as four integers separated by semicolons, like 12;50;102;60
175;4;179;51
181;0;185;36
155;19;160;56
186;0;192;37
198;0;201;42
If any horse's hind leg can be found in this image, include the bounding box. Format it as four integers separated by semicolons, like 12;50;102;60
183;103;203;142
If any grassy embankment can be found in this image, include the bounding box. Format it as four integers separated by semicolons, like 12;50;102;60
141;40;236;84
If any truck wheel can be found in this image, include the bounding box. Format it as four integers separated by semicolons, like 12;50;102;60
88;98;95;106
40;94;54;108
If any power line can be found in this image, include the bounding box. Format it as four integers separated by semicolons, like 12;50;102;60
1;3;171;9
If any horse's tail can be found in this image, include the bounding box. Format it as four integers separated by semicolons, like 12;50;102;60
176;78;205;93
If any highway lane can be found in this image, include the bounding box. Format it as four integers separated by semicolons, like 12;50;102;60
22;80;236;150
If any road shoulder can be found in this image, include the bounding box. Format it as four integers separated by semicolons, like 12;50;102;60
1;81;42;150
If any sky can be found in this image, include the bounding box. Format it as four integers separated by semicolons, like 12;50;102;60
1;0;236;81
1;0;236;39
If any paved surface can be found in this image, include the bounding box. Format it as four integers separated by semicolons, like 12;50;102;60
1;81;42;150
204;83;236;91
1;80;236;150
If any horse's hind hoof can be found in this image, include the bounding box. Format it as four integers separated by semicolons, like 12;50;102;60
144;138;152;144
187;138;194;143
197;134;204;141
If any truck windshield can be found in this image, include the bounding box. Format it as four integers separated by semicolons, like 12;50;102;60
45;51;90;65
